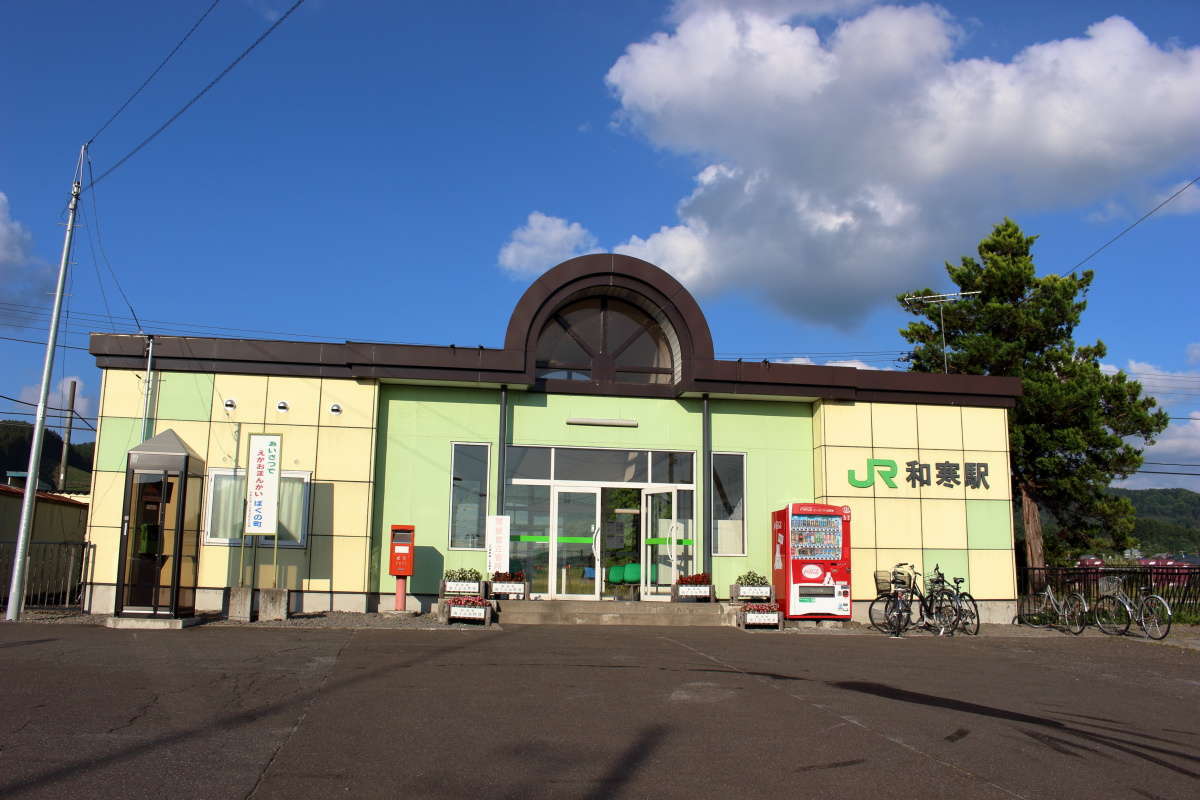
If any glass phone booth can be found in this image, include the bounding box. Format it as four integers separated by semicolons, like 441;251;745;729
114;430;204;618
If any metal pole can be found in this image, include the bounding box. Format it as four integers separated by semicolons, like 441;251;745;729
6;146;86;621
141;335;155;441
939;303;948;374
57;379;77;491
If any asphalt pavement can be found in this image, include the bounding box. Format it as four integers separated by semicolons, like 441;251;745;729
1;620;1197;799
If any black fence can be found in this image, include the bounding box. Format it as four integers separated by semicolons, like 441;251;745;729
0;541;95;610
1021;566;1200;615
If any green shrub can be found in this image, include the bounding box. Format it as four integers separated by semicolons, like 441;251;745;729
444;567;482;582
734;570;770;587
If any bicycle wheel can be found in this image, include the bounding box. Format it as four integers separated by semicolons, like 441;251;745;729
930;590;959;636
1018;593;1049;628
1063;593;1087;635
885;595;909;636
1093;595;1131;636
957;593;980;635
868;594;891;632
1137;595;1172;640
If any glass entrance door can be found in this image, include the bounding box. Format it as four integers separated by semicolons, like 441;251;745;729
641;490;676;599
552;488;600;599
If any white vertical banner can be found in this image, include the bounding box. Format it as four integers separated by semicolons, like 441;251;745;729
243;434;282;536
485;515;511;576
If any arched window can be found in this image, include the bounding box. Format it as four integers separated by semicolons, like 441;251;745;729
535;297;674;385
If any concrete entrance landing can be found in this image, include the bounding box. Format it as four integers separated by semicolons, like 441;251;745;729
496;599;734;626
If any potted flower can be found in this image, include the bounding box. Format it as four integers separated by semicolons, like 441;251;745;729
441;567;485;597
488;571;530;599
730;570;775;603
671;572;714;602
737;601;783;630
439;595;493;626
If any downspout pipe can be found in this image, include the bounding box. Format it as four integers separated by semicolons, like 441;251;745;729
702;393;712;576
497;385;508;515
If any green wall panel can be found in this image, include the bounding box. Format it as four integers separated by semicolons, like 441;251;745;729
966;499;1013;549
922;548;970;594
95;417;142;472
155;371;214;421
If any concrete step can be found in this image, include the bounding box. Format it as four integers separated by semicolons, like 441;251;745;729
494;599;736;627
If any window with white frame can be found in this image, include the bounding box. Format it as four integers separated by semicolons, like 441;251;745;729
712;453;745;555
204;468;311;547
449;443;489;549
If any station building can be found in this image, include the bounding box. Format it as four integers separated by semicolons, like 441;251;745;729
83;254;1022;621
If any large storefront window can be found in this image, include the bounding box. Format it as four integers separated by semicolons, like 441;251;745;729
503;484;550;594
712;453;745;555
449;443;489;549
204;468;311;547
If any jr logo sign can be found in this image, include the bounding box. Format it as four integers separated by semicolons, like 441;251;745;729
848;459;898;488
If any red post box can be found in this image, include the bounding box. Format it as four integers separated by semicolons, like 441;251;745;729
389;525;415;576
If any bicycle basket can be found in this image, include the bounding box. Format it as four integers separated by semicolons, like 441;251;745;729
874;571;891;594
924;574;946;594
1098;575;1123;595
891;569;913;589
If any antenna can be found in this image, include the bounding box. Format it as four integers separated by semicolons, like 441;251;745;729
902;291;981;374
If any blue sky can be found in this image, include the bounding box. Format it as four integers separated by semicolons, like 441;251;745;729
1;0;1198;489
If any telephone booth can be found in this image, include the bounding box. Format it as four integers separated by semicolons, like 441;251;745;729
114;430;205;618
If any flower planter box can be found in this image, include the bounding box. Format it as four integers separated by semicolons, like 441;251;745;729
736;610;783;630
488;581;531;599
437;601;493;626
440;580;485;597
671;584;715;602
729;584;774;603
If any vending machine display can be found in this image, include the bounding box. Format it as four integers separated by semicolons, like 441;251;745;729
771;503;851;620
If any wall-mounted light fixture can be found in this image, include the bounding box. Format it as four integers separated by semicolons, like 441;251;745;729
329;403;343;416
276;401;289;412
565;418;638;427
223;398;237;411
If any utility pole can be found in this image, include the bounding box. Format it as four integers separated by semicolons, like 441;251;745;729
902;291;981;374
56;379;77;492
6;145;86;621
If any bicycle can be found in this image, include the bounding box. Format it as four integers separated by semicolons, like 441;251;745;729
869;563;958;637
1017;579;1087;635
942;574;980;636
1093;575;1172;640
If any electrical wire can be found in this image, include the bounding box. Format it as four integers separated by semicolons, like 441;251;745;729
84;158;144;331
86;0;307;190
1067;175;1200;274
87;0;223;144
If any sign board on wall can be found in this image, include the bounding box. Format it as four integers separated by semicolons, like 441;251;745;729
486;516;511;575
243;434;282;536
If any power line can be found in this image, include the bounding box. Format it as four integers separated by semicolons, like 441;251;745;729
1136;469;1200;476
1068;175;1200;274
0;335;89;351
87;0;223;144
84;159;143;330
1143;461;1200;467
86;0;307;190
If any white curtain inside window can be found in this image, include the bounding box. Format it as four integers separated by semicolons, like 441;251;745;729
208;472;307;546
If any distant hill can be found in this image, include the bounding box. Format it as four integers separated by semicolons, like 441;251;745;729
0;420;94;493
1110;487;1200;555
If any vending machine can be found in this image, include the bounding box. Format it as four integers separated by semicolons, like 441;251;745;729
771;503;852;620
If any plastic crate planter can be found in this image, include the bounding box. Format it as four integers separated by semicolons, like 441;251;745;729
488;571;531;599
440;567;485;598
672;572;714;602
439;595;494;626
729;570;774;603
737;602;783;630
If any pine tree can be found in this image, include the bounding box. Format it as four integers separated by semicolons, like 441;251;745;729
898;219;1169;566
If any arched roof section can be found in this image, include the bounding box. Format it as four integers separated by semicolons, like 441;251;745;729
504;254;715;388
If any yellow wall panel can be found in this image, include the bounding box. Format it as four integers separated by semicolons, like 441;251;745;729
871;403;918;449
304;536;333;591
962;450;1011;500
812;447;826;499
812;403;825;447
273;424;318;472
153;420;210;464
253;548;309;590
320;379;377;429
920;499;967;549
916;405;963;450
827;496;874;548
207;422;265;468
870;448;921;498
962;407;1008;452
310;480;372;537
100;370;146;419
316;427;374;482
875;549;923;583
332;536;368;591
850;549;876;600
968;549;1017;599
211;374;268;424
88;526;122;583
89;471;126;530
821;401;872;447
874;498;921;548
266;376;322;427
918;450;968;500
823;446;874;498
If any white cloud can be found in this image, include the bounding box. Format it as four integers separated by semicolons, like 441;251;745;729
19;376;93;420
498;212;601;277
601;4;1200;326
1188;343;1200;366
0;191;51;314
778;355;890;370
669;0;875;23
1107;354;1200;491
